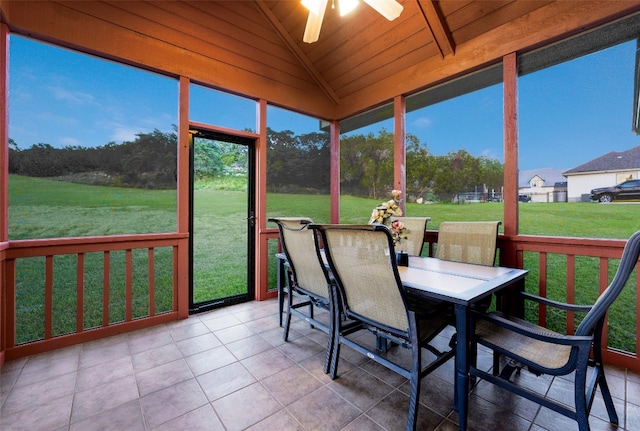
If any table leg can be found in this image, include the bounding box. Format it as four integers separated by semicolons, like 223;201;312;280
454;303;469;431
277;257;286;327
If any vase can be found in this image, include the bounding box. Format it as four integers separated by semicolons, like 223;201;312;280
396;251;409;267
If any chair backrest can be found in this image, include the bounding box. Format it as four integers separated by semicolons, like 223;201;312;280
271;217;328;299
313;224;409;335
576;230;640;337
391;217;430;256
435;221;501;266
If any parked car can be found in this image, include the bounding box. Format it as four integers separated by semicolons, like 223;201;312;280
518;194;531;202
590;179;640;203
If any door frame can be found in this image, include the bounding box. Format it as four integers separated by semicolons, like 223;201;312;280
188;128;256;313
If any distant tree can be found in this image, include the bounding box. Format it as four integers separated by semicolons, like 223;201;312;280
406;135;436;200
266;128;329;193
8;129;177;189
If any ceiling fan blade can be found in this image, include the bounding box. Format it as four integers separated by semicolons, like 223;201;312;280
363;0;403;21
303;0;328;43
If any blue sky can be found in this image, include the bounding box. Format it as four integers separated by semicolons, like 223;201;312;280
8;35;640;171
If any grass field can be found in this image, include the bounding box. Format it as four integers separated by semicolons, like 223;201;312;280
8;175;640;351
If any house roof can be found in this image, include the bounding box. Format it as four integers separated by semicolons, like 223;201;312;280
519;168;567;188
563;145;640;175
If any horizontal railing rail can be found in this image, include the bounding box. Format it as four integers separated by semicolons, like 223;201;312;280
3;233;189;360
425;231;639;372
4;230;638;373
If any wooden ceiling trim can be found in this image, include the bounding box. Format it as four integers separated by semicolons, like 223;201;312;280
416;0;454;57
323;34;426;88
3;1;338;118
331;45;437;97
167;1;313;78
111;1;322;93
333;0;640;118
443;0;511;32
72;0;314;90
303;7;408;66
318;13;426;85
334;43;440;98
267;0;308;39
450;1;554;45
254;0;340;105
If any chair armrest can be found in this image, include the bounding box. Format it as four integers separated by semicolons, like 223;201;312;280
518;291;593;313
473;310;593;347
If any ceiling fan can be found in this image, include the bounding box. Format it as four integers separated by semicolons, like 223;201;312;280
302;0;404;43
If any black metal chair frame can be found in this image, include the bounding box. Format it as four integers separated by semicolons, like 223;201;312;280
271;217;361;374
469;230;640;431
312;223;454;431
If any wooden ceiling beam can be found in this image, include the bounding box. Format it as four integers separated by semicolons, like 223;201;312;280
254;0;340;105
416;0;455;58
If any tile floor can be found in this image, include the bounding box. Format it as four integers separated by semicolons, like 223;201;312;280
1;298;638;431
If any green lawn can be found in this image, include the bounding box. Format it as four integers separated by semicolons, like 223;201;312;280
8;175;640;351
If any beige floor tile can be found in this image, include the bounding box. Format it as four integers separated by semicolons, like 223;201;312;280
140;378;208;429
197;361;256;401
136;358;193;396
287;386;362;431
69;399;145;431
212;382;282;431
148;404;224;431
0;393;73;431
2;371;77;417
71;374;139;423
184;345;237;376
261;364;324;406
1;298;638;431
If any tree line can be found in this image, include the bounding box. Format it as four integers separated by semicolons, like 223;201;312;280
9;127;503;201
9;130;177;189
267;128;504;202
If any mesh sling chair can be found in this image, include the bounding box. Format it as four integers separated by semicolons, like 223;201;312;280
435;221;502;313
391;216;431;256
270;217;361;374
469;230;640;431
312;223;454;431
435;221;501;266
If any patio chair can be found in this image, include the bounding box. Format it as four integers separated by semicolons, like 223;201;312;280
469;230;640;431
435;221;501;265
391;216;430;256
312;223;454;431
435;221;502;314
270;217;360;374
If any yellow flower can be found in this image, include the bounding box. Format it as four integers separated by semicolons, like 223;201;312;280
368;191;406;244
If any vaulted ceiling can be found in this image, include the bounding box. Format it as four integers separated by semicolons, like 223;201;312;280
255;0;551;105
2;1;640;121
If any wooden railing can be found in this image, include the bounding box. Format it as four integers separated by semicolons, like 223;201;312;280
2;233;189;360
2;231;638;372
425;231;640;372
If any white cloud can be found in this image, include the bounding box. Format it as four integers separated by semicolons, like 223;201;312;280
410;116;432;128
480;148;500;160
49;86;96;105
110;124;140;143
37;112;78;127
59;137;81;146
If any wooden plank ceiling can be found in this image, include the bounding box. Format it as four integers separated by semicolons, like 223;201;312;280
256;0;549;105
2;0;640;121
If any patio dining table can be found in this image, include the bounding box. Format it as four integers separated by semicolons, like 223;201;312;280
399;255;528;430
274;251;528;430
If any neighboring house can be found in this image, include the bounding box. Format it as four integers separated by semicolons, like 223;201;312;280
563;145;640;202
518;168;568;202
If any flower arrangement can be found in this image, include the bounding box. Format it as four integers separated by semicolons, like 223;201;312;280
368;189;408;246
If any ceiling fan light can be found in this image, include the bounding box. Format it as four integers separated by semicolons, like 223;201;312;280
363;0;403;21
301;0;323;15
338;0;359;16
303;0;328;43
